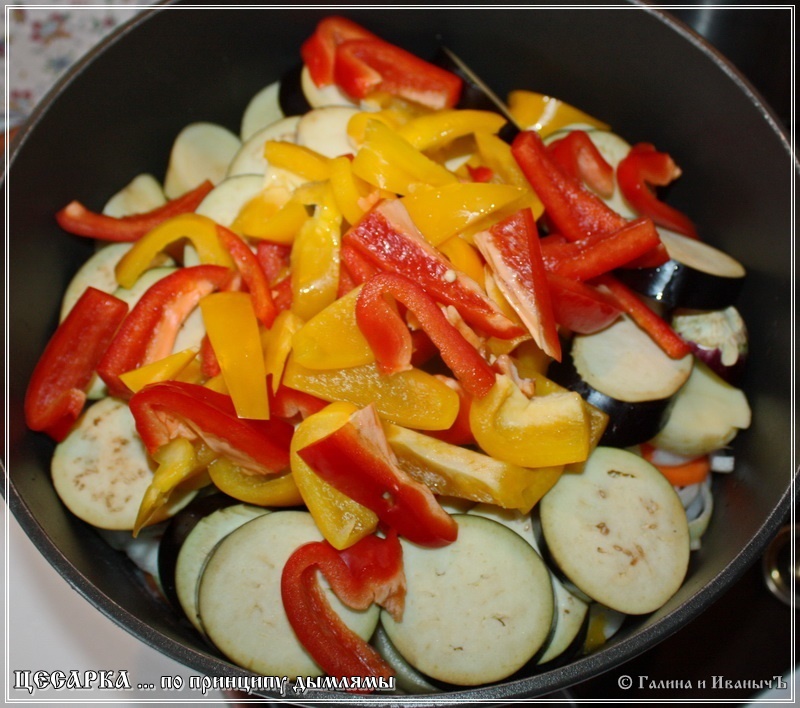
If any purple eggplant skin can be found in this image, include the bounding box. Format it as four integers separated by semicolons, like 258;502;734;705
671;307;749;383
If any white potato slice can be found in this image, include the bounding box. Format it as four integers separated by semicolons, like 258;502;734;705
194;174;265;228
240;80;284;141
163;122;242;199
296;106;359;158
197;510;379;678
227;116;301;178
102;173;166;218
541;446;690;615
381;514;554;686
52;398;194;530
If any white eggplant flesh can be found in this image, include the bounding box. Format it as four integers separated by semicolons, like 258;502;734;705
650;359;751;457
227;115;301;178
571;314;694;404
371;626;439;695
52;397;195;531
467;504;588;666
240;80;284;141
102;173;167;218
380;514;554;686
296;106;360;158
175;504;270;633
197;510;380;679
540;446;690;615
163;122;242;199
301;65;358;109
60;242;134;321
194;174;265;228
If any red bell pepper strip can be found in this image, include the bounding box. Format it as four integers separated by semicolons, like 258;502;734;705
271;276;294;313
97;265;233;398
355;272;496;398
474;208;562;361
301;15;380;87
280;531;405;689
541;217;663;281
24;287;129;441
344;199;524;340
467;164;494;183
199;334;221;378
334;38;462;111
616;142;698;239
546;272;621;334
268;383;328;420
54;180;214;242
297;404;459;547
129;380;293;475
594;274;691;359
216;225;277;328
340;242;379;286
547;130;614;198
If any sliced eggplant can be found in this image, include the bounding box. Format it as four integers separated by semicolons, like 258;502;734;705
163;122;242;199
197;510;380;679
380;514;554;686
649;358;751;457
548;315;693;447
51;397;195;531
300;64;358;109
371;626;439;695
175;504;270;633
614;227;746;310
540;446;691;615
226;115;301;178
466;504;589;667
296;106;360;158
278;62;313;116
194;174;265;227
157;492;239;611
671;306;748;383
59;242;134;321
102;173;167;218
240;80;284;141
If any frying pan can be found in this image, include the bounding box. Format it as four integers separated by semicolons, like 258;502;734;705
5;3;796;702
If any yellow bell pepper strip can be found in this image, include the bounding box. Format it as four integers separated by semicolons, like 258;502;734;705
438;235;485;287
385;422;562;514
290;183;342;321
216;225;277;328
507;90;610;137
297;403;458;547
114;213;234;289
24;287;129;442
469;374;591;468
55;180;214;242
473;208;562;361
280;530;404;689
423;375;474;446
98;265;232;398
343;198;524;340
292;285;375;370
401;182;527;246
282;355;459;431
548;129;615;199
233;192;308;244
262;309;304;393
291;401;379;550
264;141;332;182
351;119;458;195
119;347;199;394
329;155;374;226
397;109;506;152
200;291;270;420
473;130;535;191
173;355;205;385
129;381;293;475
208;457;304;506
616;142;699;239
133;438;217;535
355;272;496;398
